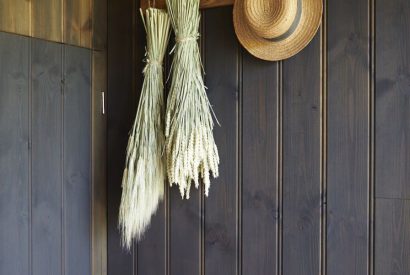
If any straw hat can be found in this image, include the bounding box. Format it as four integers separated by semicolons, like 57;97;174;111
233;0;323;61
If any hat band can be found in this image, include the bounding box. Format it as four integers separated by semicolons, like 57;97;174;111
267;0;302;42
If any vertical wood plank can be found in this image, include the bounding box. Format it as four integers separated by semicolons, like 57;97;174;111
0;0;31;36
31;38;63;275
203;7;239;275
92;50;107;275
375;199;410;275
326;0;371;273
64;0;92;48
170;190;201;275
375;0;410;199
107;0;136;272
375;0;410;273
0;32;30;275
63;45;91;275
136;6;167;273
92;0;108;50
241;37;279;275
282;33;321;275
137;202;167;275
32;0;62;42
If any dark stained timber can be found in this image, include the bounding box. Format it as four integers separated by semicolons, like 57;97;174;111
105;0;410;274
375;199;410;275
136;1;167;273
106;0;137;273
375;0;410;199
327;0;371;273
241;36;280;275
375;0;410;274
282;33;322;275
169;188;201;275
204;6;239;275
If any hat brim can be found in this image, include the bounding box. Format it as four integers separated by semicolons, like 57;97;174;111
233;0;323;61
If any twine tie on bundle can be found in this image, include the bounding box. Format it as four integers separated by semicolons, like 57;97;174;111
175;35;198;43
146;59;163;67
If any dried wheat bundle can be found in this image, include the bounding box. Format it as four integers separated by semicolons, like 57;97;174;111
165;0;219;199
119;8;171;249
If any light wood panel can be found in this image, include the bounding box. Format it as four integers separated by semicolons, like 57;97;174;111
64;0;92;48
32;0;62;42
0;0;106;49
0;0;31;35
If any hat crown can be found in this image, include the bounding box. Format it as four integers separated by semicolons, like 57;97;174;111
243;0;298;39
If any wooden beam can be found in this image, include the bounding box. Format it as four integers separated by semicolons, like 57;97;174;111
141;0;234;10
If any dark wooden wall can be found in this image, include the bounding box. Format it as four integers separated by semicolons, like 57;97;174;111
107;0;410;274
0;31;107;275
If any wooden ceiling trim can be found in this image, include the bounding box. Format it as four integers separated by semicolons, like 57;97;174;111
140;0;234;10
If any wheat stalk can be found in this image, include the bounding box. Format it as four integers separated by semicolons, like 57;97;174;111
118;8;171;249
165;0;219;199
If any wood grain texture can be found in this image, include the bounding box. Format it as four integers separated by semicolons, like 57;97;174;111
106;0;136;272
63;45;92;275
375;199;410;275
93;0;108;50
0;32;30;275
282;33;321;275
241;37;279;275
203;7;239;275
32;0;62;42
137;201;167;275
105;1;410;275
140;0;234;10
31;38;63;275
170;189;201;275
0;0;106;49
326;0;371;273
375;0;410;199
64;0;92;48
0;32;104;275
0;0;31;35
136;0;167;272
92;50;107;275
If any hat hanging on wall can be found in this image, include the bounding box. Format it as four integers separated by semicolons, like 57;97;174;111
233;0;323;61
